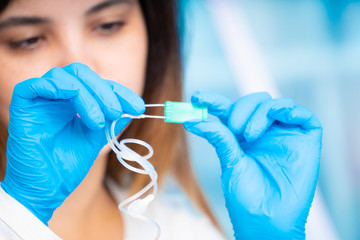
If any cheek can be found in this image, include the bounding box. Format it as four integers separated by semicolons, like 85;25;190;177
0;73;13;127
93;7;148;97
0;58;55;105
0;56;59;126
95;33;148;97
0;60;32;126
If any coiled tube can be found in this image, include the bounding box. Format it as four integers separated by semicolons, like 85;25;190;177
105;118;160;239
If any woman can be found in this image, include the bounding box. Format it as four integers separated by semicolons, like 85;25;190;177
0;0;322;239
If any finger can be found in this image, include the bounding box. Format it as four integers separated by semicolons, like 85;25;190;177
62;63;122;120
114;117;132;136
190;90;233;123
243;98;296;142
105;80;145;116
184;119;246;171
227;92;272;135
12;75;105;130
268;104;322;130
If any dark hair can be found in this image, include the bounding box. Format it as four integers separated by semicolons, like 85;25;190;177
0;1;10;12
0;0;221;231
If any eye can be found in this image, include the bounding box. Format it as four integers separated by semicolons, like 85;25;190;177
94;21;125;35
9;36;44;50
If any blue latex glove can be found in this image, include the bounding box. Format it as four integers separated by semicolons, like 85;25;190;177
1;63;145;225
184;91;322;239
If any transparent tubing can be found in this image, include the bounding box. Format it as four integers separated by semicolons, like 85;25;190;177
105;118;161;239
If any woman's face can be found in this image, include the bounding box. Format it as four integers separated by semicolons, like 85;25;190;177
0;0;148;127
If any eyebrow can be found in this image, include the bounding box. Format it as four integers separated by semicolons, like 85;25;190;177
0;0;131;30
0;17;51;30
86;0;132;15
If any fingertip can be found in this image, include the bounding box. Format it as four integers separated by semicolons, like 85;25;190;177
191;90;201;104
184;119;203;124
123;96;145;116
106;81;145;116
76;96;106;130
135;97;146;114
114;117;131;135
268;107;293;122
42;66;64;78
310;118;322;129
291;106;323;130
79;112;106;130
227;93;273;135
243;128;261;142
63;62;90;74
98;120;106;129
257;91;272;100
190;90;231;105
183;119;204;132
243;123;253;142
269;105;291;114
92;111;106;129
268;98;295;117
228;120;239;135
242;121;256;141
106;103;123;121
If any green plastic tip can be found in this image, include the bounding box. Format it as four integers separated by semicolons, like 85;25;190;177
164;101;208;123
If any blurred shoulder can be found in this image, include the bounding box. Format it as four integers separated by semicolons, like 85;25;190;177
125;191;225;240
106;177;226;240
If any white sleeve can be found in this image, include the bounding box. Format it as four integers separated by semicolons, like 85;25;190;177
0;185;62;240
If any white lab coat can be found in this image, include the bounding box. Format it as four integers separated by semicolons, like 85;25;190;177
0;179;225;240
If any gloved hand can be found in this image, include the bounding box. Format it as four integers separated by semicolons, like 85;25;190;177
1;63;145;225
184;91;322;239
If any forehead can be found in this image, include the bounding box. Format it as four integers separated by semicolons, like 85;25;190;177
0;0;133;19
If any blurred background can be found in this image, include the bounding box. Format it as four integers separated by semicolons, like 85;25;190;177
178;0;360;239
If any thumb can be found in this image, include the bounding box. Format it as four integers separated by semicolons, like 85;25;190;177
104;117;132;140
184;119;247;171
114;117;132;136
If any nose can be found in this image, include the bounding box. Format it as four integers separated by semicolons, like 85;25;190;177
54;34;98;71
56;45;94;69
